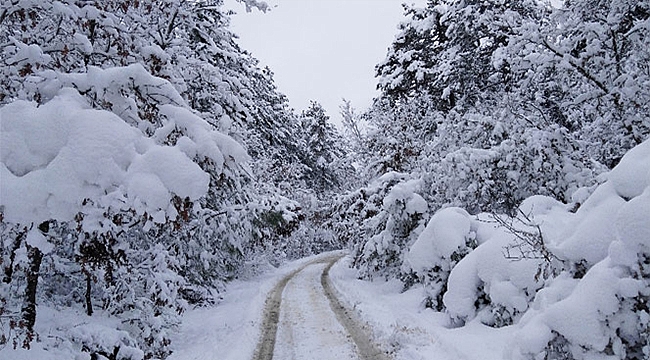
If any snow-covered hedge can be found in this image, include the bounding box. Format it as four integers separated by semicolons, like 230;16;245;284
403;137;650;358
512;138;650;359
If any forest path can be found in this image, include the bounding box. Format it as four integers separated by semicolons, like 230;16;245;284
253;253;390;360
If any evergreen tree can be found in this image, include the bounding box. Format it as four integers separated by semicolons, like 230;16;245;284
298;101;350;194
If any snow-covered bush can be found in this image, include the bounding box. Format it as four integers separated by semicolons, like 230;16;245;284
512;138;650;359
402;189;574;328
348;173;429;280
405;207;478;310
67;323;144;360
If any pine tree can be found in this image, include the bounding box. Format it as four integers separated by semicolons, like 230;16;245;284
298;101;349;194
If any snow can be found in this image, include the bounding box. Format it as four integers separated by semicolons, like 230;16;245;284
0;306;143;360
157;105;251;175
615;186;650;252
5;126;650;358
193;139;648;360
127;147;209;209
328;256;516;360
174;253;513;360
511;137;650;359
274;262;357;359
0;251;522;360
168;253;342;360
543;260;624;351
606;131;650;199
407;207;471;274
25;229;54;254
518;195;567;217
0;88;214;224
554;189;625;264
6;41;51;67
442;252;483;321
1;18;647;355
382;178;426;214
72;33;93;55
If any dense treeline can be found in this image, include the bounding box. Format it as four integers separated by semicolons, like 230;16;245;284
333;1;650;359
339;0;649;274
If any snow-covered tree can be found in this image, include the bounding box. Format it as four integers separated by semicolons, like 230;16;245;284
298;101;350;194
359;0;614;215
508;0;650;168
323;173;428;281
339;0;649;330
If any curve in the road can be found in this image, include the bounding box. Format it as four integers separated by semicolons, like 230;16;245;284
252;253;390;360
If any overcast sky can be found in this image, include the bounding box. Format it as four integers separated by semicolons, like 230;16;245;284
224;0;427;126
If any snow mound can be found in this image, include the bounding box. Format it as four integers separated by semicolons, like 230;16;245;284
606;138;650;199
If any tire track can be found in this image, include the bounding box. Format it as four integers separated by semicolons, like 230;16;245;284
321;260;391;360
252;265;299;360
252;253;343;360
252;253;391;360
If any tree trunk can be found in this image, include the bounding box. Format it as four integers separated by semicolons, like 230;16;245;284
21;244;43;333
3;227;27;284
85;271;93;316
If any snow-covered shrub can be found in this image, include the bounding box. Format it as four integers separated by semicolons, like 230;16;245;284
512;138;650;360
405;207;478;310
443;196;570;327
326;173;406;250
350;174;429;280
427;124;598;215
67;324;144;360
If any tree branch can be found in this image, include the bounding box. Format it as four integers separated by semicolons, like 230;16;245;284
541;39;609;94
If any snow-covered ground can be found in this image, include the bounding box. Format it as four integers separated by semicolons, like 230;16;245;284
0;253;341;360
167;251;512;360
0;252;523;360
274;261;357;359
166;252;351;360
329;257;515;360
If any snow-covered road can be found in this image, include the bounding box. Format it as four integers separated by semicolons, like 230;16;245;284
253;255;389;360
168;252;513;360
274;261;357;359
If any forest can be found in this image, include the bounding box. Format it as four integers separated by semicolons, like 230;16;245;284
1;0;649;359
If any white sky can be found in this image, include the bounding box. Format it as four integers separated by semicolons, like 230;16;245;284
224;0;427;127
